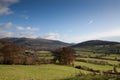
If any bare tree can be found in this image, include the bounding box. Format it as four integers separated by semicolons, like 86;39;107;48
1;44;25;64
52;47;75;65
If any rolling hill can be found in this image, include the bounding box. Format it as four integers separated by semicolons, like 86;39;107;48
0;39;19;49
72;40;120;47
1;37;71;50
72;40;120;54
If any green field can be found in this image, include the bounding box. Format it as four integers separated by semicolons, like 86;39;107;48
38;51;54;59
75;51;104;57
102;54;120;60
75;61;120;71
0;64;91;80
1;50;120;80
76;57;120;65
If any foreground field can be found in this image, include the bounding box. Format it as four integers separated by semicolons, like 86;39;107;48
0;64;90;80
1;50;120;80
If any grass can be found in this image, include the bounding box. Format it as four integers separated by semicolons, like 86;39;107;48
0;64;91;80
76;57;120;65
75;61;120;71
37;51;52;54
37;50;54;59
1;50;120;80
60;75;119;80
38;56;54;59
75;51;104;57
102;54;120;60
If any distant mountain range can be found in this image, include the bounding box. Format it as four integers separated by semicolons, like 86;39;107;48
0;39;13;48
72;40;120;47
1;37;120;53
72;40;120;54
1;37;71;50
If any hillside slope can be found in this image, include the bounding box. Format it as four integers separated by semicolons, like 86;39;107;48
72;40;120;54
72;40;119;47
2;38;71;50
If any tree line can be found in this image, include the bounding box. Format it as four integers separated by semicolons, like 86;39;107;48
0;40;75;65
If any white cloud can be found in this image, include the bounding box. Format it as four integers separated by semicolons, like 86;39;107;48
16;26;39;31
15;26;40;38
26;27;38;31
0;22;13;28
0;30;38;38
0;23;39;39
26;27;39;31
16;26;24;30
43;33;60;40
0;30;14;38
0;0;19;15
75;28;120;43
17;31;37;38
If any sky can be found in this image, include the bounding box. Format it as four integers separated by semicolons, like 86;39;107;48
0;0;120;43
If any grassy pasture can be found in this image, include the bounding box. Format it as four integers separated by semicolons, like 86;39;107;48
75;61;120;71
0;64;91;80
37;51;52;54
75;51;104;57
75;50;120;71
37;51;54;59
0;61;119;80
1;49;120;80
76;57;120;66
102;54;120;60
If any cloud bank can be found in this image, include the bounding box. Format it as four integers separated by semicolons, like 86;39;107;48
0;22;40;38
0;22;120;43
0;22;13;28
43;33;60;40
16;26;39;31
0;0;19;15
74;28;120;43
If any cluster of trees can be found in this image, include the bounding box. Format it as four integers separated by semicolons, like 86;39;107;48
1;44;24;64
0;40;75;65
0;43;38;65
52;47;75;66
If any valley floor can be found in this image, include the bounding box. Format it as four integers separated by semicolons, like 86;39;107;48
1;51;120;80
0;64;80;80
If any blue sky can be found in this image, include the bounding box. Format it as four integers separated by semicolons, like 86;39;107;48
0;0;120;43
